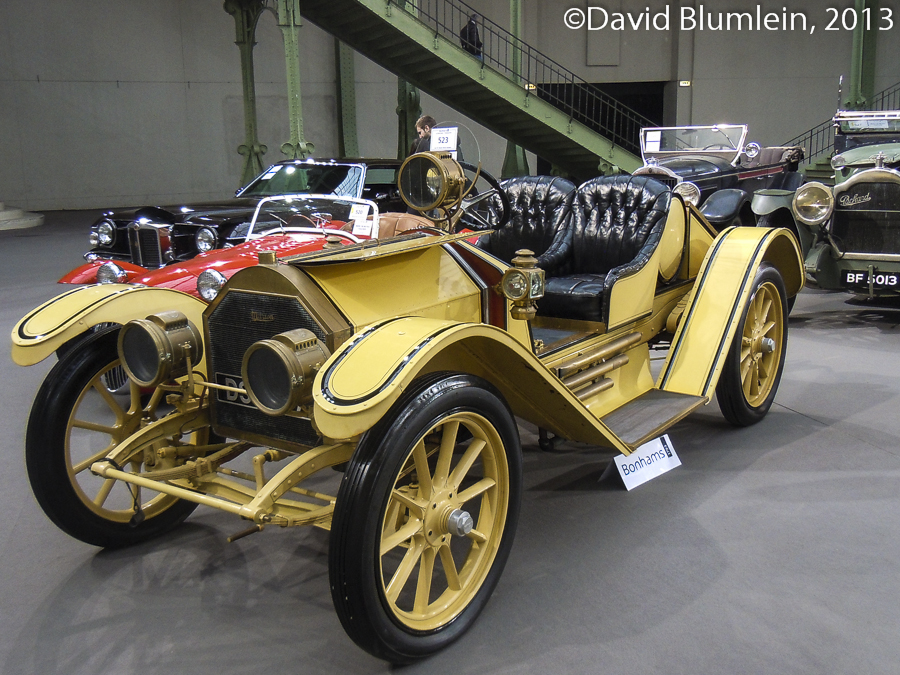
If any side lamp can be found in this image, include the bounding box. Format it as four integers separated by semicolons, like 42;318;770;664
499;249;545;320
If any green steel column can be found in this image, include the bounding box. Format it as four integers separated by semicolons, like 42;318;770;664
336;40;360;158
276;0;315;159
224;0;268;186
501;0;530;178
846;0;879;109
396;1;421;159
397;80;422;159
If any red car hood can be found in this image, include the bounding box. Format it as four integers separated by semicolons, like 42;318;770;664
59;231;350;298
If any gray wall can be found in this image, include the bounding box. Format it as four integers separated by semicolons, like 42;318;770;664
1;0;898;211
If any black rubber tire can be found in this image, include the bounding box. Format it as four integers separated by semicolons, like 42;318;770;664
329;372;522;663
716;264;788;426
26;326;197;547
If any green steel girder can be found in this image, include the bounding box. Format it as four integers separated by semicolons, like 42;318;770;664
276;0;315;159
224;0;269;185
846;0;879;110
336;40;360;158
396;79;422;159
501;0;529;178
396;2;421;161
297;0;641;180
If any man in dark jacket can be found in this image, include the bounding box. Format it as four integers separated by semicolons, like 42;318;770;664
460;14;483;59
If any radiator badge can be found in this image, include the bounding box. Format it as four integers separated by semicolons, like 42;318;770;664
839;193;872;207
251;311;275;322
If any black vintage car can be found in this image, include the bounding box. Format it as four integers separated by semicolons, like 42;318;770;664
633;124;804;229
792;110;900;297
85;159;404;269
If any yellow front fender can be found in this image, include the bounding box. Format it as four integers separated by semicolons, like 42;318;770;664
11;284;207;366
313;316;631;453
658;226;803;398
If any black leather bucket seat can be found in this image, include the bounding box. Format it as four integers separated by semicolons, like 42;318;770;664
476;175;576;275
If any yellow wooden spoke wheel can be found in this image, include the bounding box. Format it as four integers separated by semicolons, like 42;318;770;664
329;373;522;663
717;264;788;426
25;326;198;547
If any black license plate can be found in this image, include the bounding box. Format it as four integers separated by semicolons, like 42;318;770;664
842;270;900;288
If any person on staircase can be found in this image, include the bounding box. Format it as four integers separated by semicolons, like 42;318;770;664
460;13;483;61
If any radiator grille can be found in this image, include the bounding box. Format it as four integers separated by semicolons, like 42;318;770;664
207;290;326;448
128;226;166;268
832;182;900;255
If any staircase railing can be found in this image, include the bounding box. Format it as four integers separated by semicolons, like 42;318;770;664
784;80;900;165
398;0;655;156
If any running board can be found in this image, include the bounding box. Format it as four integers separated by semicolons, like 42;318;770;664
600;390;707;451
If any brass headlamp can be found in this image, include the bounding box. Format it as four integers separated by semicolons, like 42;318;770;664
118;311;203;388
241;329;331;416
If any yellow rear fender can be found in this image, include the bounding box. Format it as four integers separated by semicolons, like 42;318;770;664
11;284;207;366
313;316;630;453
657;226;803;398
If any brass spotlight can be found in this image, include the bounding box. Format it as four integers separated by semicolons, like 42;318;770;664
398;152;467;214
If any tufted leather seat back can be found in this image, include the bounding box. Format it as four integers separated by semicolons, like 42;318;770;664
568;175;671;275
477;175;576;275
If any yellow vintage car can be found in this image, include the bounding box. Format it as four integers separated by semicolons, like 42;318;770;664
11;153;802;663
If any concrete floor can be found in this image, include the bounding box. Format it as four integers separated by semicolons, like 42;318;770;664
1;213;899;675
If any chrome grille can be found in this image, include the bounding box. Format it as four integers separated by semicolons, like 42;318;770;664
832;182;900;255
207;290;325;448
128;225;169;268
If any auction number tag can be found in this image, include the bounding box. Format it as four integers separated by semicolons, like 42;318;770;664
350;203;372;235
430;126;459;158
611;434;681;491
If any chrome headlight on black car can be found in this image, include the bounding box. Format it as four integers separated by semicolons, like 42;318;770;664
196;227;217;253
792;182;834;226
673;181;701;206
90;219;117;248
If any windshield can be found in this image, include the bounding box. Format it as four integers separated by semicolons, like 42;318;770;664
246;195;380;239
641;125;748;162
836;112;900;134
240;163;365;198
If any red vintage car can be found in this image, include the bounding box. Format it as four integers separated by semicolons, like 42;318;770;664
61;196;450;302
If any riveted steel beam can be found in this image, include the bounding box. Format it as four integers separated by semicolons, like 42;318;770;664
224;0;269;185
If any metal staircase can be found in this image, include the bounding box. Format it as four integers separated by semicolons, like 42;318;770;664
298;0;652;180
784;80;900;185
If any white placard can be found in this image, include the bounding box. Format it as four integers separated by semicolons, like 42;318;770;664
645;129;662;153
613;434;680;491
430;126;458;158
349;203;372;236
